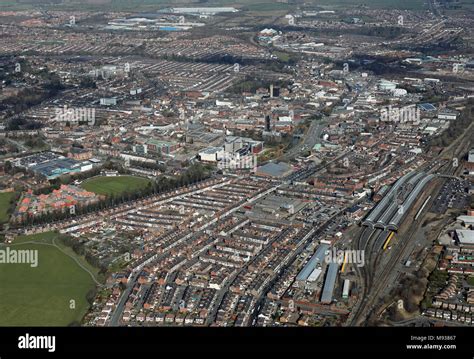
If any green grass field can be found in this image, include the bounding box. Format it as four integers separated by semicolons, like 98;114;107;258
81;175;152;197
310;0;426;10
273;51;292;63
0;192;16;224
0;232;98;326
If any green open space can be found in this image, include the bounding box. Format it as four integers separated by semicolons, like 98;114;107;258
0;191;16;224
273;51;293;63
0;231;98;326
311;0;426;10
81;175;152;197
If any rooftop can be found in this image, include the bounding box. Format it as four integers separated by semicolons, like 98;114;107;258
456;230;474;245
256;162;293;178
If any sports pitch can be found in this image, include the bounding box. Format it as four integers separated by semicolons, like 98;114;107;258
81;175;152;197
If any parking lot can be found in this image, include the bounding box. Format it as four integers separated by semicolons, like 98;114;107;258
431;178;470;214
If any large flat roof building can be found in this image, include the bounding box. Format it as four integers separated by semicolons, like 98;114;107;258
320;262;339;304
468;149;474;163
455;230;474;247
296;244;330;282
256;162;293;178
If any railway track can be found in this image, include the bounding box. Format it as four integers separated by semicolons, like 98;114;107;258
349;227;383;325
349;118;473;325
359;230;413;324
351;161;468;325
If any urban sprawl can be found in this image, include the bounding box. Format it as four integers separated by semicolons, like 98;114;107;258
0;1;474;328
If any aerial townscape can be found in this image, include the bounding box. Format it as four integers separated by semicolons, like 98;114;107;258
1;0;474;340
